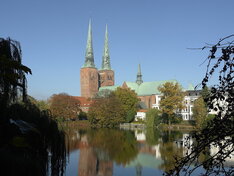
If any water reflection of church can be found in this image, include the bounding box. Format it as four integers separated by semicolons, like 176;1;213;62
78;135;113;176
74;130;165;176
71;129;234;176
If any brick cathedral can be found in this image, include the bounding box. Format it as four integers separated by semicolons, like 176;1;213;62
80;20;114;98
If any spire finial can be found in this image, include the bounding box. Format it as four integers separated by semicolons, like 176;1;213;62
83;19;95;68
101;24;111;70
136;64;143;85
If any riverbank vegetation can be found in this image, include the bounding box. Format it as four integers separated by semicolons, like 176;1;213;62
49;93;81;121
88;87;139;127
0;37;67;176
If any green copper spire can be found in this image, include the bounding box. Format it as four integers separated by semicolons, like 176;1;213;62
83;19;95;68
136;64;143;85
101;24;111;70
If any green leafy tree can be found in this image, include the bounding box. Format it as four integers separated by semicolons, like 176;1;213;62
200;86;210;108
88;95;125;127
192;97;207;128
158;82;185;126
145;108;161;127
28;96;49;111
202;114;215;128
88;87;139;127
113;87;139;122
126;109;137;123
35;100;49;111
49;93;80;120
200;86;210;101
78;111;88;120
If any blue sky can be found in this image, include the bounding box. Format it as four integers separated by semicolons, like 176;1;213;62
1;0;233;100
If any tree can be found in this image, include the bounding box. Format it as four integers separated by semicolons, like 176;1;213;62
113;87;139;122
78;111;88;120
192;97;207;128
0;38;31;109
88;87;139;127
28;96;49;111
166;35;234;175
35;99;49;111
88;94;125;127
158;82;185;126
200;86;210;102
145;108;161;128
49;93;80;120
200;86;211;108
0;38;66;175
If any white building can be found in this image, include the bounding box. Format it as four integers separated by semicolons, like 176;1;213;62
152;89;201;121
179;90;201;120
135;109;147;121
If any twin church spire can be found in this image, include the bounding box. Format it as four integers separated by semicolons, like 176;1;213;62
84;20;95;68
102;25;111;70
83;20;111;70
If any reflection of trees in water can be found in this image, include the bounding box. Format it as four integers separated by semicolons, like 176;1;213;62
142;129;185;173
159;131;185;172
66;125;211;175
137;129;186;173
63;122;86;152
64;127;139;176
87;129;138;165
159;141;183;172
145;128;160;145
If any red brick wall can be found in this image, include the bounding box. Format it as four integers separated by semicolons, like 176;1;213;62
80;67;99;98
138;95;156;109
98;70;114;87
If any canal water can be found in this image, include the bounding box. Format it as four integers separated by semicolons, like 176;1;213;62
64;124;233;176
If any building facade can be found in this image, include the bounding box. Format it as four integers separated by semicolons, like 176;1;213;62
100;64;201;121
152;89;201;120
135;109;148;121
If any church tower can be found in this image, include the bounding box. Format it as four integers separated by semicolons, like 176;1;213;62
80;20;99;98
98;25;115;87
136;64;143;85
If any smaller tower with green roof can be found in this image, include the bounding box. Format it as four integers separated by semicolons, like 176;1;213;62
136;64;143;85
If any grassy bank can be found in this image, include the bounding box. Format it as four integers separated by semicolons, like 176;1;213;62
59;120;91;130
